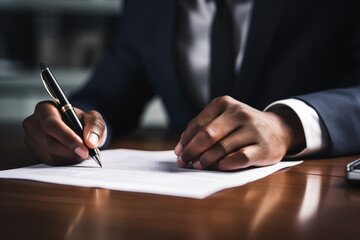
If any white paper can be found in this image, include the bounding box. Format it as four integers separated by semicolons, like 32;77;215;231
0;149;302;199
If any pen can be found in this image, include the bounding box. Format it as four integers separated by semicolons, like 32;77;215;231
39;62;102;167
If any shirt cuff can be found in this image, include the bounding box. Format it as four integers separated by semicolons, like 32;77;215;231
265;98;328;158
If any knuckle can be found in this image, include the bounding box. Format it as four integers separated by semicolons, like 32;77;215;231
34;101;53;113
22;116;32;131
214;95;233;107
237;149;251;168
217;141;230;155
232;105;250;120
198;127;216;145
34;101;45;112
204;125;217;138
187;119;204;132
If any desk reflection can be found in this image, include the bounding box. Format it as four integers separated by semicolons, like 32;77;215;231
1;162;360;240
298;175;322;224
65;189;110;240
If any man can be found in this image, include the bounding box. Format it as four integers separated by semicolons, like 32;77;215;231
23;0;360;170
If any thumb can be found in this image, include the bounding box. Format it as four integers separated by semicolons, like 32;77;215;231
76;109;107;149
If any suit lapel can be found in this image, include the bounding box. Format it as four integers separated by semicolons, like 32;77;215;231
234;0;289;102
148;0;202;116
156;0;205;114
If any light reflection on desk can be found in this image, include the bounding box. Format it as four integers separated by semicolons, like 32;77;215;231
1;154;360;239
65;189;110;240
298;175;322;224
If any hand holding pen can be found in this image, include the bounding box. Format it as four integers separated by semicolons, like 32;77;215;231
22;63;107;167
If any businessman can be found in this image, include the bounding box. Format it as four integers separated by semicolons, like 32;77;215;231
23;0;360;170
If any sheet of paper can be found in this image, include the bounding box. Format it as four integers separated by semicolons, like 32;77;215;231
0;149;302;199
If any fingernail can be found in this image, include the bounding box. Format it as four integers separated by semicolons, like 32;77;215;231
192;160;202;169
89;133;99;146
174;142;183;156
75;146;88;159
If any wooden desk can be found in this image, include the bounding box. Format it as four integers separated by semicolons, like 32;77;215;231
1;124;360;240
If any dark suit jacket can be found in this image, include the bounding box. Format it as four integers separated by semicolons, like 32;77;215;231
71;0;360;157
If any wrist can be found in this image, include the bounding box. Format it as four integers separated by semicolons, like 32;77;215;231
268;107;306;154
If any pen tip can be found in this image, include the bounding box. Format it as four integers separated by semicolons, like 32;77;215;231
40;62;47;70
93;155;102;168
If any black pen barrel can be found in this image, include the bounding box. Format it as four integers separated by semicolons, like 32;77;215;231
63;108;99;159
63;108;84;137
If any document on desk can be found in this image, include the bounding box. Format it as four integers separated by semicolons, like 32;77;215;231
0;149;302;199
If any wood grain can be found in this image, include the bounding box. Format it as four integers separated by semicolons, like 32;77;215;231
1;124;359;240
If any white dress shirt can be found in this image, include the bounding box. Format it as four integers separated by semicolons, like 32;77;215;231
177;0;327;157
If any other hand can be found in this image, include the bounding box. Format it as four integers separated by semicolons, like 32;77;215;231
174;96;305;171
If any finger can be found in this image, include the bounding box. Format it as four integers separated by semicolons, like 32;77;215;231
34;102;88;157
216;145;281;171
24;117;86;164
216;145;259;171
33;124;84;160
180;118;237;166
179;101;248;166
24;127;51;164
78;109;107;149
177;155;187;168
193;127;256;169
25;132;83;166
175;96;231;155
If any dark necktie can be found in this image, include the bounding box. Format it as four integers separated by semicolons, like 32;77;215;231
210;0;235;99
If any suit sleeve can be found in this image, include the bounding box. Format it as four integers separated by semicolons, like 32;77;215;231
295;87;360;157
70;1;155;141
295;7;360;157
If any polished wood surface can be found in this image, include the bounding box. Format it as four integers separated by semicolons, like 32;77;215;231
1;123;360;240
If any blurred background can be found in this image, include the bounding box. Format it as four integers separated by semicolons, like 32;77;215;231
0;0;168;129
